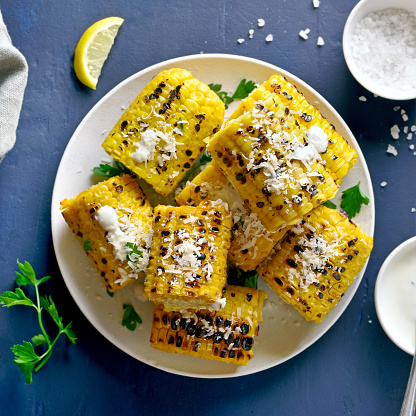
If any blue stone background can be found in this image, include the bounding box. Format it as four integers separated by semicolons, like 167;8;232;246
0;0;415;415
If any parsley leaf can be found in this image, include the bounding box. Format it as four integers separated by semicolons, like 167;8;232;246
180;150;212;184
340;182;370;219
0;261;77;383
322;200;337;210
227;264;259;289
92;161;131;179
122;304;142;331
106;289;115;297
125;242;143;269
83;240;92;251
178;117;184;132
209;79;257;109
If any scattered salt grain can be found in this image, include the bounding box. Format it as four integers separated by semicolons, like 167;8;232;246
404;126;409;134
299;28;310;40
359;96;367;101
258;18;265;28
411;125;416;132
121;105;127;111
386;144;398;156
248;29;254;39
393;106;401;111
313;0;320;8
265;34;273;42
380;181;387;187
401;109;406;115
412;208;416;213
403;113;409;122
351;9;416;91
408;133;413;141
101;158;112;163
237;38;245;44
368;320;373;324
390;124;400;139
410;144;415;150
317;36;325;46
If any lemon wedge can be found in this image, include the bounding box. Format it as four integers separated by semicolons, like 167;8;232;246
74;17;124;89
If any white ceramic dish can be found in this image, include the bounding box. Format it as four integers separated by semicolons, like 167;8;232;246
375;237;416;356
51;54;375;378
343;0;416;100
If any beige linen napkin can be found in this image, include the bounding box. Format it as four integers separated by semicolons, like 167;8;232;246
0;10;28;162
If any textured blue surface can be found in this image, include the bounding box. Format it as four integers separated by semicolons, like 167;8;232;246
0;1;415;415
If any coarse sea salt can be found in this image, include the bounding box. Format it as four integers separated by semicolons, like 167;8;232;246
386;144;398;156
351;8;416;91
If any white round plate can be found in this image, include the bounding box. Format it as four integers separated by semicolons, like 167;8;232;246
51;54;375;378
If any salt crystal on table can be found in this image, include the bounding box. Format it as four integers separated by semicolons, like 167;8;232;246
313;0;320;7
317;36;324;46
403;114;409;122
411;125;416;132
237;38;245;44
266;34;273;42
410;144;415;150
408;133;413;141
390;124;400;139
380;181;387;187
412;208;416;213
386;144;398;156
393;106;400;111
299;29;310;40
258;18;265;27
248;29;254;39
404;126;409;134
359;96;367;101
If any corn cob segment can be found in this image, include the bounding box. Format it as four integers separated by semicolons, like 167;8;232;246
206;105;339;233
227;74;358;185
144;201;233;311
60;174;154;292
150;285;267;365
257;206;373;323
176;160;288;271
102;68;225;196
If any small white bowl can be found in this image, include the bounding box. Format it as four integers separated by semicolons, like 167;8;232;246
343;0;416;100
375;237;416;355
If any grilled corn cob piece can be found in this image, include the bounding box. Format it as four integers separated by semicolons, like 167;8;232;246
150;285;267;365
60;174;153;292
257;205;373;323
102;68;225;196
144;201;232;311
206;104;339;233
176;160;288;271
226;74;357;185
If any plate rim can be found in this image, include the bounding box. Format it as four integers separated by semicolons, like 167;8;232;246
51;53;375;378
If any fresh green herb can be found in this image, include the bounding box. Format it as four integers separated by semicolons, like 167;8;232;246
122;304;142;331
238;217;245;229
227;264;258;289
180;150;212;184
322;200;337;210
209;79;257;109
0;261;77;383
178;117;184;132
340;182;370;219
243;271;259;289
92;161;131;179
125;242;143;269
83;240;92;251
106;289;114;297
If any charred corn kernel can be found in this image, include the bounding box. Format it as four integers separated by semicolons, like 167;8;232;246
227;75;357;185
150;285;267;365
102;68;225;196
176;160;289;271
207;104;339;233
144;201;232;311
60;174;153;292
257;206;373;323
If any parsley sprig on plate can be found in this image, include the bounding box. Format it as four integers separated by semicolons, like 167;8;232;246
322;182;370;219
0;261;77;383
92;161;131;179
209;79;257;109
